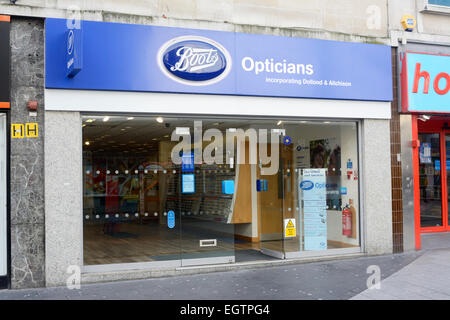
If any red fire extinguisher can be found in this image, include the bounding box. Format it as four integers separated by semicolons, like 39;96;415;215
342;205;352;236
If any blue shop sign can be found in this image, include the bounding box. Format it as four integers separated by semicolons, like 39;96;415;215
45;18;392;101
65;28;83;78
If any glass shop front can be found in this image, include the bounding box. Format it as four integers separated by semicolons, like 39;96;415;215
82;114;361;268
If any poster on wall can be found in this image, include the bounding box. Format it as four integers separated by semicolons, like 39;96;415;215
294;139;309;168
419;142;432;164
182;174;195;193
301;168;327;251
105;173;119;213
309;138;341;210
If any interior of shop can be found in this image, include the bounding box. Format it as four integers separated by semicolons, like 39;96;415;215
82;115;360;266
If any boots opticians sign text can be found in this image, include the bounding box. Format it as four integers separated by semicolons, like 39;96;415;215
45;18;392;102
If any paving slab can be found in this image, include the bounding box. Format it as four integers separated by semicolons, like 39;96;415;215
351;248;450;300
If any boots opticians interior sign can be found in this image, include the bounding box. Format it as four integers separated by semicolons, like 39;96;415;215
45;18;392;102
401;52;450;113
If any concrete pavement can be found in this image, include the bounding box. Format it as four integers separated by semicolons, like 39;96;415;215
352;232;450;300
0;253;420;300
0;232;448;300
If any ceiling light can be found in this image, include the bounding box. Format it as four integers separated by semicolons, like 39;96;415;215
176;127;190;135
85;119;95;123
156;117;164;123
271;128;285;134
84;141;90;146
103;116;110;122
127;117;134;120
277;120;283;126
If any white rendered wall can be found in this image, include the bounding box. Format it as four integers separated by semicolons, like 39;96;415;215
0;115;6;276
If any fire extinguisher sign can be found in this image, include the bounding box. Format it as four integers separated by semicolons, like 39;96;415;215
284;219;296;238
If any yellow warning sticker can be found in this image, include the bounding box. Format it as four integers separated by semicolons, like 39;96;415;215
284;219;296;238
286;220;295;228
25;123;38;137
11;123;39;138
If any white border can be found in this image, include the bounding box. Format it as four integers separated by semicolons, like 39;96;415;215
0;115;6;277
45;89;391;119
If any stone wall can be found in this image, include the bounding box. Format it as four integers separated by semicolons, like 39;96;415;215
9;16;45;289
0;0;390;43
362;119;393;255
45;111;82;288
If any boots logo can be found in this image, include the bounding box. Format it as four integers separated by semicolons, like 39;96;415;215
300;180;314;191
157;36;232;86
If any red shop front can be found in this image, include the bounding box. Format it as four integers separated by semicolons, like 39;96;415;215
401;50;450;249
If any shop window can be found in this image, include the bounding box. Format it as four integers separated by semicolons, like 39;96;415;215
428;0;450;6
423;0;450;14
82;116;360;267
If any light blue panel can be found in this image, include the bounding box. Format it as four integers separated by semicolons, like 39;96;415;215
182;174;195;193
406;53;450;112
167;210;175;229
222;180;234;194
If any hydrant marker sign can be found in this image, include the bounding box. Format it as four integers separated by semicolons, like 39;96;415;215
302;168;327;251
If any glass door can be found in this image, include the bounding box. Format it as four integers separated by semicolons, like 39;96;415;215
259;131;285;259
179;125;235;267
444;133;450;230
418;133;444;229
0;114;6;279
